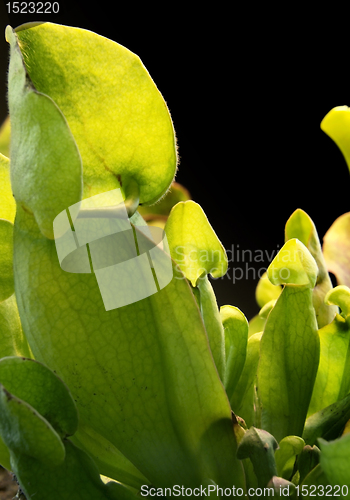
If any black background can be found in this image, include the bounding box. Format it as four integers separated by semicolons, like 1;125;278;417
0;2;349;319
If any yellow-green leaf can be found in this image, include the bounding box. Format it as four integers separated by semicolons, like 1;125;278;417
0;384;65;467
6;26;83;240
197;275;226;381
259;240;320;442
267;238;318;288
308;287;350;415
230;332;262;428
255;272;282;309
15;22;177;205
274;435;305;479
0;294;32;359
0;118;10;158
0;153;15;223
165;200;227;286
321;105;350;175
285;209;337;328
13;205;245;488
323;212;350;288
319;434;350;489
220;305;248;401
0;357;78;438
0;219;14;302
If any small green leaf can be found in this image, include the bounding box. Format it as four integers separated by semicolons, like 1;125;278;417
165;200;227;286
230;332;262;428
0;219;14;302
237;427;278;487
0;294;32;358
197;276;226;381
319;433;350;488
0;117;10;158
13;439;133;500
71;421;150;490
298;445;321;484
323;212;350;288
321;105;350;175
259;299;276;319
267;238;318;288
165;200;228;380
259;240;320;442
6;26;83;239
255;272;282;309
0;357;78;438
308;306;350;416
220;305;248;401
248;314;266;337
303;392;350;446
15;22;177;205
300;463;330;488
0;385;65;467
0;153;15;222
285;209;337;328
325;285;350;319
275;436;305;479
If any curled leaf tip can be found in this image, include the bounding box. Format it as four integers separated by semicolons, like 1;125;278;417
165;200;227;286
267;238;318;288
325;285;350;319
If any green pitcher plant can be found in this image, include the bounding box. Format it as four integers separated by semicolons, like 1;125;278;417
0;22;350;499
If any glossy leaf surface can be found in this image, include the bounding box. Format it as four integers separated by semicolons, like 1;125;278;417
255;272;282;309
197;276;226;381
0;153;15;222
308;287;350;415
165;200;228;379
274;435;305;480
321;105;350;174
258;239;320;442
285;209;336;327
220;305;248;401
0;384;65;467
165;200;228;286
0;117;10;158
13;205;244;488
15;22;177;205
0;356;78;438
6;26;83;240
230;332;262;428
71;421;150;490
